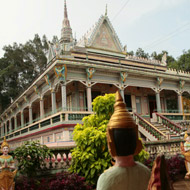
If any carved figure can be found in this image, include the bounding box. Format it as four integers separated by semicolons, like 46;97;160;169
181;130;190;179
54;65;67;82
120;72;127;83
0;137;17;190
97;91;150;190
161;53;167;65
148;154;174;190
86;68;95;80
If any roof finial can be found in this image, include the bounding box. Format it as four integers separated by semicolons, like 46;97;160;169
64;0;68;19
105;4;108;16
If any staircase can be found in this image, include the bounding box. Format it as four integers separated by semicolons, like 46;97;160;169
151;122;179;139
134;112;182;141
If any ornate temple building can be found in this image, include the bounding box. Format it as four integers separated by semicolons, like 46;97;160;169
1;1;190;148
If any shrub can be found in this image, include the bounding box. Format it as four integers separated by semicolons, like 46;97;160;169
166;154;186;181
14;141;52;177
15;172;92;190
49;172;92;190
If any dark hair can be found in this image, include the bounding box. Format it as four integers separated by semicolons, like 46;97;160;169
113;128;137;156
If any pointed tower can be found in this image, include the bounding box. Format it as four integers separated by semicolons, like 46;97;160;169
61;0;73;43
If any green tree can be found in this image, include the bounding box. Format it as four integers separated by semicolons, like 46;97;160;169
135;48;149;58
0;34;48;112
14;141;52;177
175;49;190;71
151;50;176;68
70;93;149;185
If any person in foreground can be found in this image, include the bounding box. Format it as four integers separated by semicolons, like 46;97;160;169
0;137;17;190
97;91;150;190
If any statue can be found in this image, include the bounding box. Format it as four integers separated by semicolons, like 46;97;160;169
97;91;150;190
148;154;174;190
0;137;17;190
181;129;190;179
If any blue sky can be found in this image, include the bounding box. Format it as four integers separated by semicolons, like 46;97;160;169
0;0;190;59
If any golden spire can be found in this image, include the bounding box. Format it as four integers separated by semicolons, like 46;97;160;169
1;136;9;149
108;91;136;129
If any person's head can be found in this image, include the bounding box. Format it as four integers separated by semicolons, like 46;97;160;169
2;146;9;155
1;137;10;155
107;91;142;157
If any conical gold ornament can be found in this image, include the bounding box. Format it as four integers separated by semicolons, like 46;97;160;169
1;137;9;150
107;91;142;156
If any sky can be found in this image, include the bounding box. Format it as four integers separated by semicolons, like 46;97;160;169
0;0;190;59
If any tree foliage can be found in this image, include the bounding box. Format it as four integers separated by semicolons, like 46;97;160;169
0;34;48;112
14;141;52;177
69;94;115;185
69;93;149;185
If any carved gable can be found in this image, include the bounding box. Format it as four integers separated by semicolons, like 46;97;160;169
91;20;119;52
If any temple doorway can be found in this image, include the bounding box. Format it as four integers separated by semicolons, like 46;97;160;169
148;96;157;118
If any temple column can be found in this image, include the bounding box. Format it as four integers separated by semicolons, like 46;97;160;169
21;111;24;127
86;86;92;111
120;89;125;102
29;106;33;124
10;119;12;132
40;99;44;118
61;83;67;111
178;93;183;113
14;116;17;129
5;122;7;135
51;90;56;114
156;91;161;113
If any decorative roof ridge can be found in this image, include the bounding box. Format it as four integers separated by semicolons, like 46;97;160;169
167;68;190;75
126;55;165;66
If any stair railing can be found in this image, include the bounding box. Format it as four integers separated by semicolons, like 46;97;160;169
134;113;167;140
155;113;182;134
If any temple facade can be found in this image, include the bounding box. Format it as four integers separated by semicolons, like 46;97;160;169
1;1;190;148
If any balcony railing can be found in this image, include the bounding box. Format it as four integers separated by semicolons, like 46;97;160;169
1;107;93;141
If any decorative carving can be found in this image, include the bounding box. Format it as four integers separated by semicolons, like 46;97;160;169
54;65;67;82
86;68;95;80
157;77;164;87
120;72;127;84
44;74;51;87
33;85;40;96
16;103;19;109
161;53;167;65
23;95;28;103
179;80;185;90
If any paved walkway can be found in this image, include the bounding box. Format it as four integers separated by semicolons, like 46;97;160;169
173;180;190;190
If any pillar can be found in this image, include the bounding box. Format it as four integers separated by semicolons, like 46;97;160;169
120;89;125;102
86;86;92;111
40;99;44;118
14;116;17;129
178;93;183;113
29;106;33;124
21;111;24;127
51;91;56;114
10;119;12;132
131;95;136;112
156;91;161;113
61;83;67;111
5;122;7;135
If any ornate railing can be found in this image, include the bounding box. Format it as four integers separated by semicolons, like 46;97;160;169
41;147;73;171
1;108;92;141
144;139;182;159
134;113;166;140
155;113;182;134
